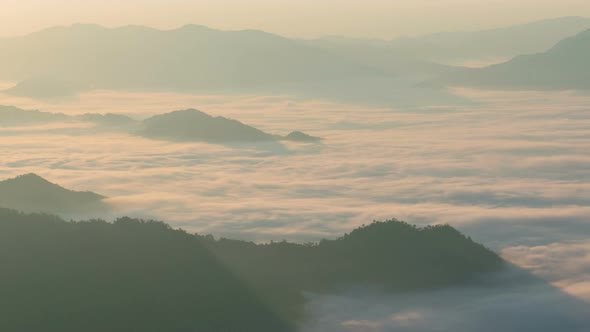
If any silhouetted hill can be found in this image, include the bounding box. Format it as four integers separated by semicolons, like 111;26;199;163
0;209;292;332
0;105;136;128
389;16;590;64
0;105;68;126
438;28;590;89
282;131;322;142
139;109;275;142
140;109;315;143
0;210;504;330
76;112;137;127
203;220;502;296
0;174;107;215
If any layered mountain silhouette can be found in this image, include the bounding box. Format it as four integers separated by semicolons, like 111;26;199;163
437;27;590;89
1;105;321;144
0;209;506;331
0;105;136;128
0;105;68;126
0;24;460;106
77;112;137;127
139;109;320;143
0;18;586;104
388;16;590;64
0;24;380;93
0;173;108;215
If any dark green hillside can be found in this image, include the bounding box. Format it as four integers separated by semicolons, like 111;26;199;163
203;220;502;297
0;209;504;331
0;209;292;332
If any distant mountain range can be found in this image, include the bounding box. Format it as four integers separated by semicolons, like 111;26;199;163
0;105;321;144
388;16;590;64
0;23;461;106
0;105;136;128
437;27;590;90
0;173;108;215
0;17;586;102
0;24;384;94
0;208;504;331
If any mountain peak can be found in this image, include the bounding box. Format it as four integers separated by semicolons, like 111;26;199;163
283;131;322;142
0;174;106;215
6;173;52;185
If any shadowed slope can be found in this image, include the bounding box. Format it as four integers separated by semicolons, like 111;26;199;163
0;210;507;329
0;210;585;330
0;209;293;332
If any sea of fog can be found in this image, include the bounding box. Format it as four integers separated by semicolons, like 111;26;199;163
0;86;589;330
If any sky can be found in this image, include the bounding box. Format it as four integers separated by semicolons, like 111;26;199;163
2;0;590;39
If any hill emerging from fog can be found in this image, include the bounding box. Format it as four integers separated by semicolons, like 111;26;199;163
0;174;107;215
0;105;136;128
282;131;322;142
0;105;68;126
437;28;590;90
0;209;504;331
139;109;319;143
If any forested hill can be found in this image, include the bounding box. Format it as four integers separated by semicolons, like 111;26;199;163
0;208;504;331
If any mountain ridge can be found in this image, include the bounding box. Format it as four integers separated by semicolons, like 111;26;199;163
0;208;505;330
436;27;590;89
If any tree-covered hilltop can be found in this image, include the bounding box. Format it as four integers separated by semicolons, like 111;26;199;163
204;220;502;293
0;208;504;331
201;219;503;321
0;209;293;332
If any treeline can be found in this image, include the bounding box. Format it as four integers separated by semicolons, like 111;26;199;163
0;208;503;331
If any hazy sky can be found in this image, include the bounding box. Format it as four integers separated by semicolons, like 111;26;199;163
2;0;590;39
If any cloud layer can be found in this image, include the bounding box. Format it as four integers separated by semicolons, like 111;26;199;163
0;87;589;312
